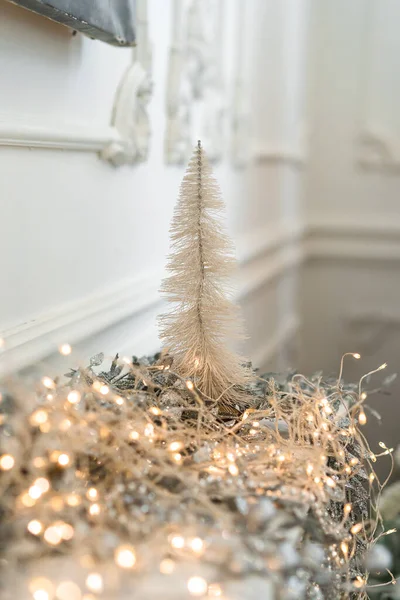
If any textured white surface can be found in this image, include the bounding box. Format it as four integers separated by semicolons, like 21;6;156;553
0;0;306;374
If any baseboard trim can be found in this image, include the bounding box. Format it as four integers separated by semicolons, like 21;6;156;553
0;273;163;375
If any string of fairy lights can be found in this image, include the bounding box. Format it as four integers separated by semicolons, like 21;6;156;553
0;342;397;599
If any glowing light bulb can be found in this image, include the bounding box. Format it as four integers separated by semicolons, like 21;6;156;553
42;377;55;389
360;392;367;401
326;477;336;488
187;576;208;596
208;583;223;597
67;390;81;404
379;363;387;370
28;485;43;500
56;581;81;600
228;463;239;476
115;544;136;569
34;477;50;493
66;493;81;507
358;410;367;425
344;503;352;514
352;353;361;359
186;380;194;391
115;396;124;406
0;454;14;470
173;453;182;462
85;573;103;593
369;473;375;483
351;523;363;535
44;525;62;545
170;535;185;549
99;385;109;395
27;520;43;535
190;537;204;554
144;423;154;437
30;410;48;426
129;431;139;440
306;463;314;475
168;441;184;452
86;488;98;501
58;453;70;466
89;503;100;516
150;407;161;416
59;343;72;356
160;558;175;574
340;541;349;558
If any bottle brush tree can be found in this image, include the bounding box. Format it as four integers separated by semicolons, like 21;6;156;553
158;141;251;408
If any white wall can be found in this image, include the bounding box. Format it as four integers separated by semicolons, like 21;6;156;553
0;0;306;377
301;0;400;467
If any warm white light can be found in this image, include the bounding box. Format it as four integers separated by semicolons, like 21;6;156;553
190;537;204;554
358;410;367;425
34;477;50;493
56;522;74;540
228;463;239;476
59;343;72;356
58;453;70;466
351;523;363;535
169;441;184;452
28;485;43;500
306;463;313;475
33;591;49;600
344;503;352;514
326;477;336;488
379;363;387;370
67;390;81;404
160;558;175;574
360;392;367;401
129;431;139;440
27;519;43;535
187;576;208;596
173;452;182;462
115;396;124;406
0;454;15;470
56;581;81;600
66;493;81;507
352;353;361;359
86;488;98;501
150;407;161;415
170;535;185;549
85;573;103;593
44;525;62;545
186;380;194;391
99;385;109;395
89;503;100;516
115;544;136;569
30;409;48;426
42;377;55;389
208;583;223;597
340;541;349;558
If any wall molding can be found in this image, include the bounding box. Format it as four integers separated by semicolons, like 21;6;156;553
164;0;225;165
0;224;303;375
306;219;400;262
0;0;152;166
0;272;163;376
0;119;121;152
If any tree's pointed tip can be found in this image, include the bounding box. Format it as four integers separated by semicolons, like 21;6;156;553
197;139;202;150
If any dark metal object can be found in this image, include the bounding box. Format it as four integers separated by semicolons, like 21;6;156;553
8;0;136;46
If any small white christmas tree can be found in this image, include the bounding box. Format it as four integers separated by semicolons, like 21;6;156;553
159;141;251;407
